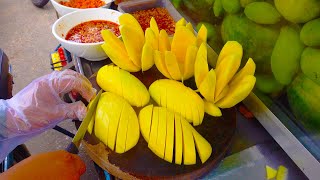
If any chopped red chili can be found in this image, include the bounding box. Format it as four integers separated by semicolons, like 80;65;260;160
132;7;176;35
59;0;105;9
65;20;120;43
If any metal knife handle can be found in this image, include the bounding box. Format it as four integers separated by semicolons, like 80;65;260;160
66;142;79;154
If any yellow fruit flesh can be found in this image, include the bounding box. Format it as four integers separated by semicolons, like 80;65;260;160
215;54;241;98
148;107;160;157
175;18;186;32
145;28;158;50
156;107;167;159
94;93;110;146
165;51;182;80
216;41;243;67
181;117;196;165
159;30;171;52
87;115;94;134
141;42;154;71
186;22;194;34
215;85;229;103
164;110;175;163
125;103;140;152
115;105;128;153
119;13;144;39
194;43;209;88
97;65;122;96
120;25;144;68
139;105;154;142
184;45;198;80
216;75;256;108
266;165;277;180
191;103;200;126
230;58;256;86
150;17;159;38
199;69;216;103
204;101;222;117
171;26;196;63
174;113;183;165
196;24;207;47
192;128;212;163
154;50;172;78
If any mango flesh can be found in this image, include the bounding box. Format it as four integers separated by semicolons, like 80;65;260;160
156;107;167;158
141;42;154;71
165;51;182;80
196;24;208;47
184;45;198;80
230;58;255;86
94;92;139;153
174;113;183;165
159;30;171;52
199;69;216;103
148;107;160;157
192;126;213;163
139;105;154;142
154;50;172;79
300;18;320;47
164;110;175;163
300;47;320;86
181;117;196;165
216;41;243;67
194;43;209;88
244;2;281;24
97;65;150;107
204;101;222;117
119;13;144;38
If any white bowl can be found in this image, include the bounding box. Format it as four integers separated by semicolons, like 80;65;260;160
50;0;113;17
52;8;122;61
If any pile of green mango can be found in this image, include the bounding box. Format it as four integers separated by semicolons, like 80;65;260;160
173;0;320;130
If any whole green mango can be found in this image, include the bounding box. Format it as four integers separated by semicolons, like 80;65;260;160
300;18;320;47
255;74;284;94
221;14;279;63
244;2;281;24
221;0;241;14
287;74;320;131
300;47;320;86
274;0;320;23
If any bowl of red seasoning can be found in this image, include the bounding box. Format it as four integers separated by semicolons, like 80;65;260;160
50;0;113;17
52;8;122;61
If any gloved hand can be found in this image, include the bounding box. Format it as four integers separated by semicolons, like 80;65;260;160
0;69;96;161
0;150;86;180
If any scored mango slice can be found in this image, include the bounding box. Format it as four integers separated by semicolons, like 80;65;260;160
141;42;154;71
175;18;187;32
159;29;171;52
216;41;243;67
139;105;154;142
174;113;183;165
196;24;208;47
150;17;159;38
145;28;158;50
154;50;171;79
199;69;216;103
165;51;182;80
116;105;128;153
119;13;144;39
184;45;198;80
194;43;209;88
215;85;229;103
186;22;194;34
181;117;196;165
157;107;167;158
148;107;160;157
164;110;175;163
230;57;256;86
204;100;222;117
192;127;212;163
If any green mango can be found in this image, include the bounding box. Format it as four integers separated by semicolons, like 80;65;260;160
244;2;281;24
300;47;320;86
274;0;320;23
213;0;224;17
240;0;258;7
221;0;241;14
255;74;284;94
300;18;320;47
271;26;304;85
287;74;320;131
221;14;279;63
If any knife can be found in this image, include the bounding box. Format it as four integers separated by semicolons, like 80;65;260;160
66;89;103;154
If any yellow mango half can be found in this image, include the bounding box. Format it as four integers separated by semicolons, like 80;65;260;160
184;45;198;80
119;13;144;39
159;30;171;52
97;65;149;107
156;107;167;159
125;102;140;152
192;127;212;163
230;58;256;86
120;25;144;68
165;51;182;80
174;113;183;165
216;75;256;108
145;28;158;50
154;50;171;79
116;105;128;153
215;54;241;98
181;117;196;165
141;42;154;71
171;26;196;63
196;24;207;47
204;100;222;117
215;85;229;103
194;43;209;88
164;110;175;163
148;107;160;157
150;17;159;38
199;69;216;103
216;41;243;67
139;104;154;142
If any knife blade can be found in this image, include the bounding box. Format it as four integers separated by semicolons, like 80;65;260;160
66;89;103;154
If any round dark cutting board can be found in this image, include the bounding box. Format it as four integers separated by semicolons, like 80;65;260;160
82;65;237;180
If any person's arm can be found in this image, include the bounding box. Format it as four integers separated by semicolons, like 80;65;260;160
0;69;96;162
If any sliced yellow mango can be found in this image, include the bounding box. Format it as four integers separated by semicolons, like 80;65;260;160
159;83;167;108
101;42;140;72
115;105;128;153
175;18;187;32
184;102;193;123
145;28;158;50
216;75;256;108
171;26;197;63
215;54;241;98
156;107;167;159
148;107;160;157
119;13;144;39
120;25;144;68
196;24;207;47
125;103;140;152
165;51;182;80
184;45;198;80
214;85;229;103
216;41;243;67
266;165;277;180
150;17;159;38
174;113;183;165
204;101;222;117
199;69;216;102
141;42;154;71
159;29;171;52
154;50;172;79
192;127;212;163
194;43;209;88
164;110;175;163
94;94;110;146
230;58;256;86
191;103;200;126
207;44;219;68
181;117;196;165
186;22;194;34
276;165;288;180
139;105;154;142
